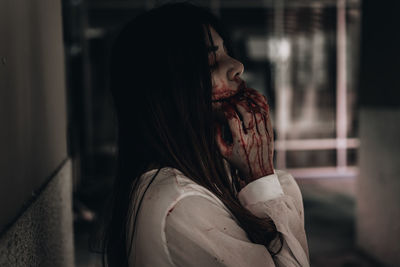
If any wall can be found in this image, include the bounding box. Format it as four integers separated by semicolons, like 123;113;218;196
0;161;73;266
356;1;400;266
358;110;400;266
0;0;73;265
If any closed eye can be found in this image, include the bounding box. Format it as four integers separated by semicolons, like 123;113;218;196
207;45;219;53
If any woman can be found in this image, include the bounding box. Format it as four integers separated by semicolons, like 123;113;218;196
103;3;309;267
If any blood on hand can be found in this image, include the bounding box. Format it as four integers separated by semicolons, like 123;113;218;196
213;83;274;184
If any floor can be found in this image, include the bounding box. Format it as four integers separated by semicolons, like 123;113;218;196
74;176;386;267
297;177;384;267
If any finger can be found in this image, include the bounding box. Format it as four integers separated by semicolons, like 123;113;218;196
215;123;233;158
265;113;275;166
256;111;273;166
248;97;268;118
267;112;274;141
252;111;274;173
245;88;269;113
245;88;267;104
254;111;265;136
263;112;274;143
236;101;254;134
245;90;274;148
245;90;272;140
252;113;267;176
222;103;245;145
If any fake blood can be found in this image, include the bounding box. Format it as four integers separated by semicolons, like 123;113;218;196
216;83;272;179
167;207;175;216
212;81;237;101
236;112;253;178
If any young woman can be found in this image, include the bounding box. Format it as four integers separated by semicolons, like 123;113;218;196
103;3;309;267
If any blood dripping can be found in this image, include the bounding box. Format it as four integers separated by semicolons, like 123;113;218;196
215;82;272;179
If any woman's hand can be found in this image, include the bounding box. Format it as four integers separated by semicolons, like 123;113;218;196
215;88;274;185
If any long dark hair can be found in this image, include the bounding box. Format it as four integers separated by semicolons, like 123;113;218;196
103;3;281;266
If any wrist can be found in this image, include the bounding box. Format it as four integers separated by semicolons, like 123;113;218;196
248;167;274;183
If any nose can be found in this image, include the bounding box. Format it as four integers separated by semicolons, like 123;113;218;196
227;57;244;81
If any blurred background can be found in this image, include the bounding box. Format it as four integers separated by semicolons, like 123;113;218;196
64;0;363;265
1;0;399;266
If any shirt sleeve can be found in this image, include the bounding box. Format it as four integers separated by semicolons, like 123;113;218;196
238;173;284;205
238;171;309;267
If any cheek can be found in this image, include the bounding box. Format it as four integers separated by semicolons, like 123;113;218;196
211;78;237;101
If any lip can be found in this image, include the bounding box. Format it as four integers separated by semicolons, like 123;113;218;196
212;80;247;103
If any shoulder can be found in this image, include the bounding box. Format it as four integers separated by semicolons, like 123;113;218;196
139;167;226;207
132;166;231;235
130;167;232;266
134;167;225;218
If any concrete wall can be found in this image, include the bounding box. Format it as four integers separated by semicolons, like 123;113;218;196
356;1;400;266
358;110;400;266
0;161;74;267
0;0;73;265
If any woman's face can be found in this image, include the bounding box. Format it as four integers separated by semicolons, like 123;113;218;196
206;27;245;102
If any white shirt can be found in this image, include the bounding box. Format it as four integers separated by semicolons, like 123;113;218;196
128;167;309;267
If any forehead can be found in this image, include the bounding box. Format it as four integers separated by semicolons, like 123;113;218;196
205;26;223;46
